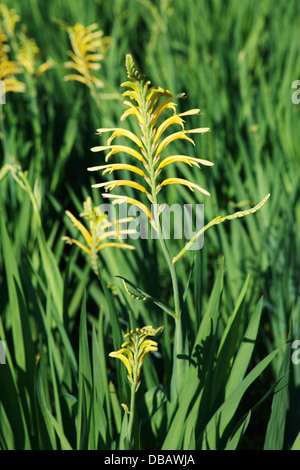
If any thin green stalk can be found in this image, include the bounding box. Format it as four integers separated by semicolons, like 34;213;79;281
127;358;138;446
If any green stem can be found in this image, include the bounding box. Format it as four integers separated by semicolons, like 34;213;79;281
127;337;139;447
127;378;137;447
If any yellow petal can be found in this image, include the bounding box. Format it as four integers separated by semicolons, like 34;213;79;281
157;155;214;170
65;210;92;245
158;178;210;197
96;127;144;149
62;236;90;254
90;145;146;164
122;89;142;107
102;194;152;220
92;179;151;196
155;131;195;158
64;74;90;86
154;114;185;144
151;93;185;127
120;100;143;124
146;86;172;113
178;109;201;117
109;349;132;377
87;163;147;178
120;80;141;95
186;127;210;135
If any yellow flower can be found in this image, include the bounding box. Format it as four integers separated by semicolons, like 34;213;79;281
17;31;53;78
88;54;213;223
61;21;110;90
0;4;20;36
109;325;164;389
0;27;25;94
62;197;135;277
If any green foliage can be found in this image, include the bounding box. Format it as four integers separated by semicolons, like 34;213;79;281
0;0;299;451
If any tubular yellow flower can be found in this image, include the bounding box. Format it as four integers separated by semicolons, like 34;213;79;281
62;197;135;277
88;54;213;222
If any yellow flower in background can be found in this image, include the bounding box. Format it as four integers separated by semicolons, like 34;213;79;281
0;27;25;93
62;197;135;277
88;54;213;225
61;21;110;90
0;4;20;36
17;30;53;78
109;325;164;390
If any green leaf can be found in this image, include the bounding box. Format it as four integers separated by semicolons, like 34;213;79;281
225;297;264;397
35;355;72;450
291;431;300;450
77;292;93;450
264;340;292;450
202;347;281;449
224;411;251;450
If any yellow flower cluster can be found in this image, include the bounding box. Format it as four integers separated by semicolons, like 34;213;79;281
62;197;135;277
109;325;164;390
88;54;213;224
63;22;110;89
0;27;25;94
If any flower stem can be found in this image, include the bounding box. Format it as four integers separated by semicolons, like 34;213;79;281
127;376;137;447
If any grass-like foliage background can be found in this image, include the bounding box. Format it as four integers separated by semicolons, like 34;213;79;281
0;0;300;450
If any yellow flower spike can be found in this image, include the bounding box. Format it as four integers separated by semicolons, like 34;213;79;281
109;325;163;387
0;27;26;93
61;21;110;90
0;4;20;35
62;197;135;277
89;54;213;244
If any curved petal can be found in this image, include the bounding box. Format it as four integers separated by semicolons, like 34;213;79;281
109;349;132;377
158;178;211;197
153;114;185;144
155;131;195;158
102;194;152;220
62;237;90;254
157;155;214;170
90;144;146;164
88;163;147;178
92;179;151;197
95;128;144;149
65;210;92;245
151;93;185;127
120;101;143;124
